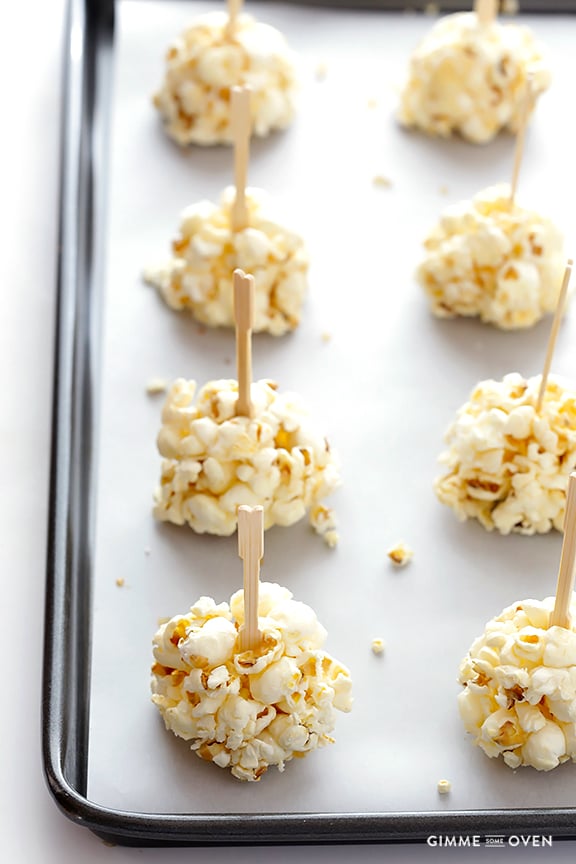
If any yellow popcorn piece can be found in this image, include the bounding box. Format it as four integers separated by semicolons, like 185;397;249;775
387;542;414;567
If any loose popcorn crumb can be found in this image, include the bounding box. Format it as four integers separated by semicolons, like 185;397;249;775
398;12;550;143
115;577;125;588
151;582;352;781
436;373;576;535
418;184;565;329
146;377;168;396
144;188;308;336
315;61;328;81
438;185;449;197
309;504;339;548
387;542;414;567
373;175;392;189
437;779;452;794
367;98;378;109
459;596;576;770
321;332;332;343
154;378;340;541
153;11;298;146
371;638;386;655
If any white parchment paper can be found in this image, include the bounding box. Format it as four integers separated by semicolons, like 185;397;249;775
88;0;576;817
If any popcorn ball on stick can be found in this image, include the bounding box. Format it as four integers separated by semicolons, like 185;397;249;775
153;0;298;146
458;473;576;771
145;86;308;336
153;270;340;545
418;83;566;330
151;505;352;781
435;261;576;535
399;0;550;144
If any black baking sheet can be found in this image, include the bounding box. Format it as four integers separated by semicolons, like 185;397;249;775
43;0;576;846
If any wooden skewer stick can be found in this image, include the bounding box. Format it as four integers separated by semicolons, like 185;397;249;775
231;86;251;232
509;74;534;206
475;0;497;27
226;0;243;39
238;505;264;651
550;473;576;629
234;268;254;417
536;259;573;413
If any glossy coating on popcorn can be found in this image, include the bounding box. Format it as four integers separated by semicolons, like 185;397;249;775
154;12;297;146
154;378;340;545
399;12;550;143
144;188;308;336
418;185;565;329
151;582;353;781
436;374;576;534
459;596;576;770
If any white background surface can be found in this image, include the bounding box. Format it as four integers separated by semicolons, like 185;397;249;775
2;0;576;860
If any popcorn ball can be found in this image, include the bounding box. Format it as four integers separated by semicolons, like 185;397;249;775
435;373;576;534
144;187;308;336
151;582;353;781
154;11;297;146
459;596;576;770
418;185;565;329
398;11;550;143
154;378;340;545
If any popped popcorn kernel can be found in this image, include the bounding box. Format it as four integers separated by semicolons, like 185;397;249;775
371;638;386;655
399;12;550;143
154;12;298;146
309;504;339;548
437;779;452;794
387;542;414;567
144;188;308;337
151;582;352;781
146;377;168;395
436;373;576;535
